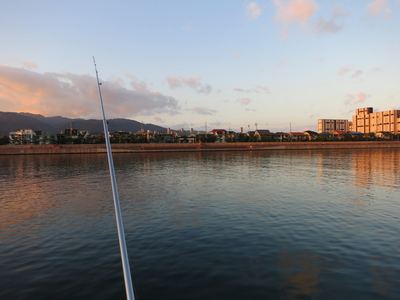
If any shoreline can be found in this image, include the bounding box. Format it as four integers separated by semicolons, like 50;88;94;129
1;141;400;155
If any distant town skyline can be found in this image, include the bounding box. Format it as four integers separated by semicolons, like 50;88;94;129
1;1;399;132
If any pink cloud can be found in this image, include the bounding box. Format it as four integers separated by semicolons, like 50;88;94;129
166;76;184;89
273;0;319;37
357;92;367;103
274;0;318;24
12;58;38;70
230;50;241;61
253;85;271;93
166;76;212;94
189;107;217;115
338;65;353;75
130;79;150;93
367;0;392;18
233;88;250;93
344;92;368;105
182;25;191;32
246;2;261;19
234;86;270;94
122;70;136;79
351;70;364;78
276;57;288;66
274;1;347;38
0;65;179;119
238;98;252;105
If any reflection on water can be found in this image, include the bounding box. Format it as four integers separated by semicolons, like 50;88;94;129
1;149;400;300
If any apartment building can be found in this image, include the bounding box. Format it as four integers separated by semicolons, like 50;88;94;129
318;119;349;133
9;129;36;145
351;107;400;134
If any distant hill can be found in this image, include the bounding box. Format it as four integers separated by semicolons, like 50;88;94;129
0;112;169;135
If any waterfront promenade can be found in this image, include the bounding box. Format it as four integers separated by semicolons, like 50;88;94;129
1;141;400;155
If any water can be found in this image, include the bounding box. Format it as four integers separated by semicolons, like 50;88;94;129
1;149;400;300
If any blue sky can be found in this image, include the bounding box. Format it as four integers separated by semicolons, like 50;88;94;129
1;0;399;132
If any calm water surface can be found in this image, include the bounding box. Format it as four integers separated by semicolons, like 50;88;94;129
1;149;400;300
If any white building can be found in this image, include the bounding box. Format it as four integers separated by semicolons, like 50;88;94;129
9;129;36;145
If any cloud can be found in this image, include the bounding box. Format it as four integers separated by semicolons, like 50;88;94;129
312;5;347;36
372;67;383;72
166;76;183;89
209;121;225;127
276;57;288;66
197;84;212;94
153;116;164;123
357;92;367;103
344;92;368;105
12;58;38;70
273;0;319;38
130;79;150;93
230;50;241;61
182;25;191;32
274;0;318;25
316;58;324;62
238;98;252;105
338;65;353;75
189;107;217;115
253;85;270;93
233;88;250;93
367;0;392;18
234;85;270;94
122;70;136;79
274;1;348;38
351;70;364;78
0;65;180;119
166;75;212;94
246;2;261;19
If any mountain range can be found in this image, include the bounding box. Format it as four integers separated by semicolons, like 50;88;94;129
0;112;168;136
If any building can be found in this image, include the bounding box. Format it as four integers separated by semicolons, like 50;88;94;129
9;129;36;145
351;107;400;134
318;119;349;133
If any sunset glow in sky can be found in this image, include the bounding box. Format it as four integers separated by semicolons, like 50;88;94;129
1;0;399;132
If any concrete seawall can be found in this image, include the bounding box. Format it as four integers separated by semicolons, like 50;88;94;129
1;141;400;155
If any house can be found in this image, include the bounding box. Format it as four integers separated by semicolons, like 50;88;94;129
332;130;351;140
176;132;196;143
303;130;318;141
376;131;392;139
64;128;79;138
9;129;36;145
289;132;308;141
273;132;290;142
254;130;271;141
37;132;57;145
210;129;228;142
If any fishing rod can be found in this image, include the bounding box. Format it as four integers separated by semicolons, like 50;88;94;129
93;57;135;300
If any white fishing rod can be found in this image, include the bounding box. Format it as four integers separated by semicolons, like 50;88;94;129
93;57;135;300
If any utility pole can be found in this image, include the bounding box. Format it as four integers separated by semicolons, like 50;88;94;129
205;121;207;143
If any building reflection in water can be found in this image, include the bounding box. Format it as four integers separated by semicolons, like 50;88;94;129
0;155;113;233
316;149;400;190
279;250;321;300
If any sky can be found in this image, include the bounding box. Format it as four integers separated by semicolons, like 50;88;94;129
1;0;399;132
